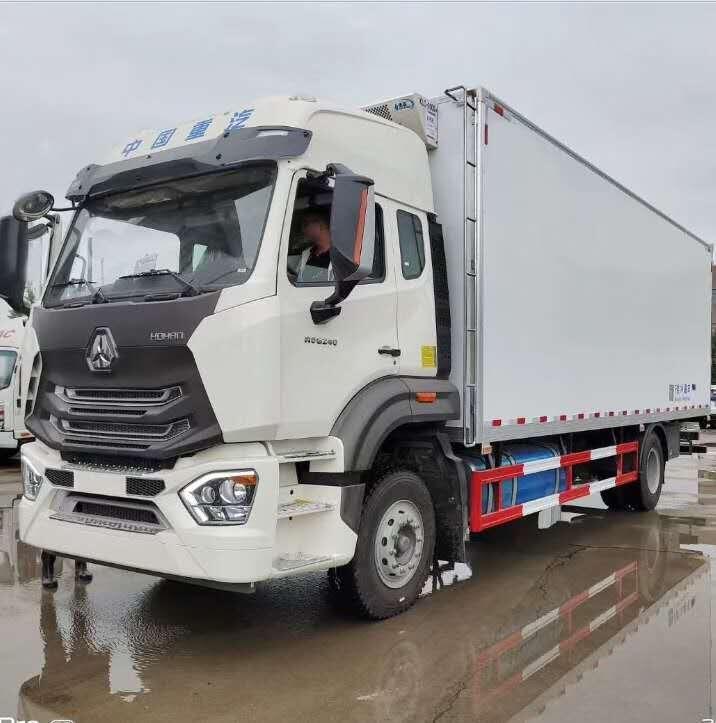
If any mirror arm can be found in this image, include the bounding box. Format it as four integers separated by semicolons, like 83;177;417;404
310;299;341;325
310;280;359;325
326;163;352;177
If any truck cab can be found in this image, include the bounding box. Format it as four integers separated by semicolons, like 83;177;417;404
8;96;458;618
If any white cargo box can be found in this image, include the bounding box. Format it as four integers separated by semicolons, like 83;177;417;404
428;87;712;445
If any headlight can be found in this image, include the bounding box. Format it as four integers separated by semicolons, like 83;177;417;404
179;470;258;525
21;457;44;501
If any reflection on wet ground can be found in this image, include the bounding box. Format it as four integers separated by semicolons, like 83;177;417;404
1;443;715;722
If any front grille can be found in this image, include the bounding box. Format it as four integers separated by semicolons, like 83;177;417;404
126;477;165;497
74;500;159;525
58;386;181;406
46;468;74;488
51;384;188;450
69;438;151;450
57;417;190;441
69;406;146;417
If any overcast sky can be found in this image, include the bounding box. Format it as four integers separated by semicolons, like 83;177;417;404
0;2;714;240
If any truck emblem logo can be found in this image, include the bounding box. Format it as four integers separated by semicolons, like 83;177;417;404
86;327;118;372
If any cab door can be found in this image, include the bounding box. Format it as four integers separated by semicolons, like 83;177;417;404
389;204;437;378
277;171;399;439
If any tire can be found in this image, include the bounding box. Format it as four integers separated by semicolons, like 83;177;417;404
615;434;665;511
601;434;665;511
332;469;436;620
630;433;665;510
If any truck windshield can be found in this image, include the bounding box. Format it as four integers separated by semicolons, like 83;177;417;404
45;162;276;307
0;350;17;390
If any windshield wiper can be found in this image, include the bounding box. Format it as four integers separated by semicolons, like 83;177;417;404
118;269;201;297
51;279;104;308
51;278;97;290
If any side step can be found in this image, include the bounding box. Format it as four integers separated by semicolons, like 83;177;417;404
277;499;334;519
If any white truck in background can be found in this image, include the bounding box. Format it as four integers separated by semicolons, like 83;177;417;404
0;214;63;459
0;303;28;459
3;86;710;618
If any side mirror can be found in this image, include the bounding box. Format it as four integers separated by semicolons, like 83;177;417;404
310;164;375;325
13;190;54;222
0;216;29;314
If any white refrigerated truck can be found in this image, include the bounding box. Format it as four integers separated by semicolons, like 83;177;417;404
4;86;710;618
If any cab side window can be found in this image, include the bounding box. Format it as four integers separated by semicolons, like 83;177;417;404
287;177;385;286
396;210;425;280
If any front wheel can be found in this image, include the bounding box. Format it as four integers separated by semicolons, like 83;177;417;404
332;469;436;620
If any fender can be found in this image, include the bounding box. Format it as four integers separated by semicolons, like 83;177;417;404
643;421;680;461
331;376;460;471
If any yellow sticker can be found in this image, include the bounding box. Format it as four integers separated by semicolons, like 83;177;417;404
421;345;437;368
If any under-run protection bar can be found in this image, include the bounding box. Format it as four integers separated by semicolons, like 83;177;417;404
470;441;639;532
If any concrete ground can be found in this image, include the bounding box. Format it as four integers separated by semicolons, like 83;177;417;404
1;437;715;723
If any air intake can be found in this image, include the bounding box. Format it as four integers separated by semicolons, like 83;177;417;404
126;477;165;497
46;468;74;488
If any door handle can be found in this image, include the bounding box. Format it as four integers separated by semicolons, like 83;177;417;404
378;346;401;357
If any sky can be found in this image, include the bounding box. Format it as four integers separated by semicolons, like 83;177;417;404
0;1;714;241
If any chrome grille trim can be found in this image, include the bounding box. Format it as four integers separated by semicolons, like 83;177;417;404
56;385;182;407
49;511;162;535
68;406;146;417
50;384;188;447
52;416;190;442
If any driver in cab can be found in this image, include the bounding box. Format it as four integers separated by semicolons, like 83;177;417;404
296;209;333;283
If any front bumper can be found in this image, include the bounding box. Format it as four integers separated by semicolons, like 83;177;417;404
18;440;357;585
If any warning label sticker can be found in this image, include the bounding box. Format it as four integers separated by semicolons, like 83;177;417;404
421;345;437;368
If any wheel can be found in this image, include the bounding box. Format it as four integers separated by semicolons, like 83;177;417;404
332;469;436;620
601;434;664;511
616;434;665;511
631;434;665;510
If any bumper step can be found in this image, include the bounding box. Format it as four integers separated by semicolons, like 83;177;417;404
277;499;334;518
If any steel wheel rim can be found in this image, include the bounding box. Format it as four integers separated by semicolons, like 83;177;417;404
374;499;424;589
646;448;660;494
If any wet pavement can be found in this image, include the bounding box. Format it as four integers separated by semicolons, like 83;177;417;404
1;440;715;722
